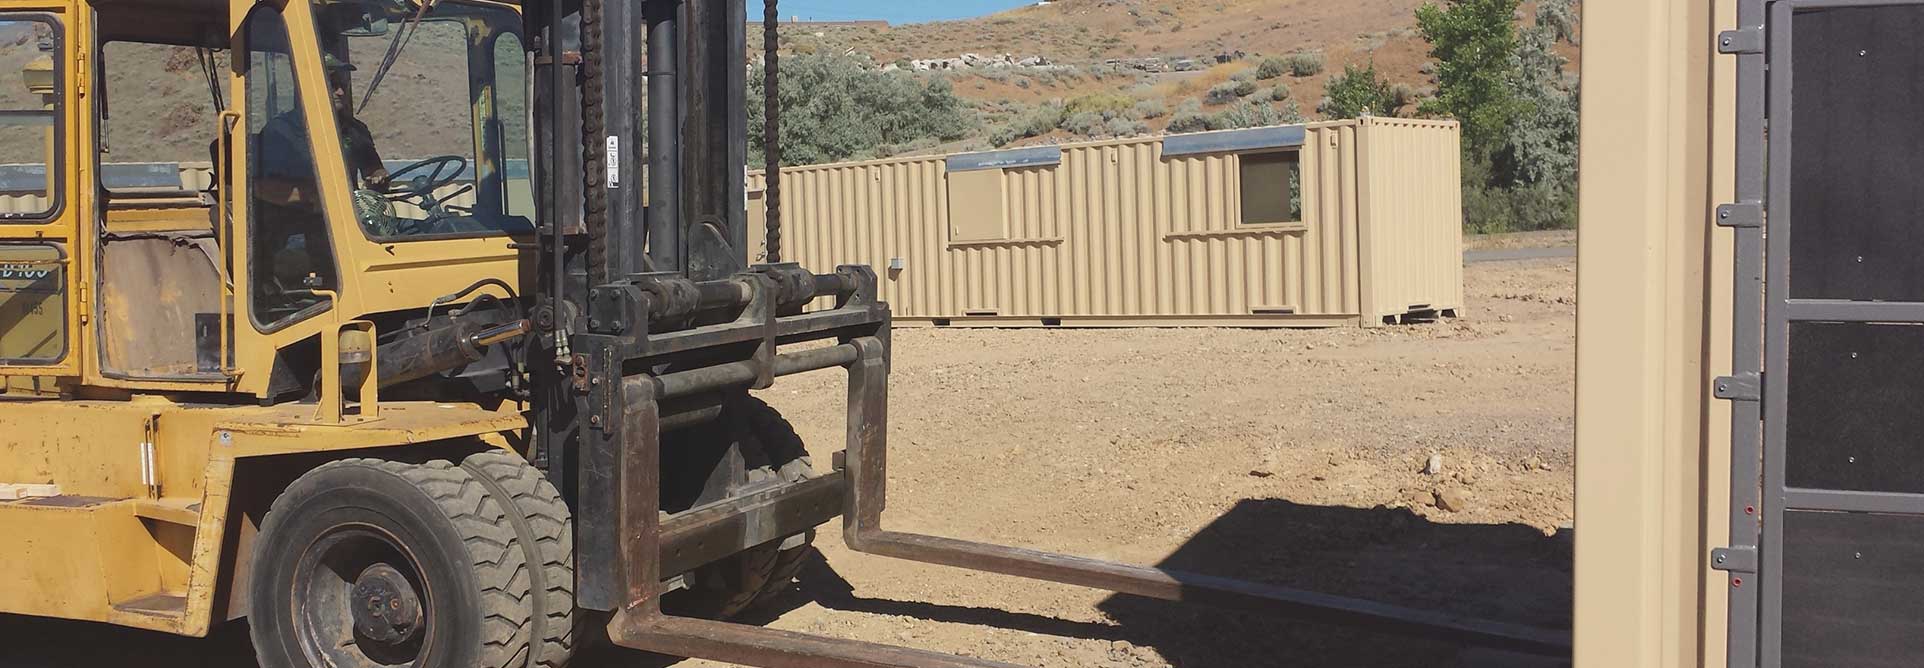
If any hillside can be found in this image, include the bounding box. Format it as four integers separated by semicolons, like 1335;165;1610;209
50;0;1577;167
770;0;1579;153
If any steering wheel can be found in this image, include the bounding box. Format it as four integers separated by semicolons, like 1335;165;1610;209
381;155;470;208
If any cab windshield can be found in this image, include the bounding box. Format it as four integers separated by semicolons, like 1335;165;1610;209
316;0;532;240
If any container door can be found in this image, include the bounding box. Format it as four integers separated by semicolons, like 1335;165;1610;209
0;10;79;379
1739;2;1924;665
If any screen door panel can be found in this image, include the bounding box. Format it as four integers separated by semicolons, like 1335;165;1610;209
1759;3;1924;667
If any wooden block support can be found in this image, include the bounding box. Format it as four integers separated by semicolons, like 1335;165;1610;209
0;483;60;501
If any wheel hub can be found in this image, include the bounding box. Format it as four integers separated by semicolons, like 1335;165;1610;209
349;563;423;646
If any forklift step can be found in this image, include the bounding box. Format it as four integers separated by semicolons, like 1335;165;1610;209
132;498;202;527
111;592;187;619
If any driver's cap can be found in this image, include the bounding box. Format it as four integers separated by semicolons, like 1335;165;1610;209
322;53;356;72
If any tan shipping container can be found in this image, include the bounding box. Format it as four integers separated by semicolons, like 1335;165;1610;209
749;117;1464;327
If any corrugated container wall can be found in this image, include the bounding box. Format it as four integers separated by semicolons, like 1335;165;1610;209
749;119;1462;327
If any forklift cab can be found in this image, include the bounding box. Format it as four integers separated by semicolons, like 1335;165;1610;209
0;0;531;402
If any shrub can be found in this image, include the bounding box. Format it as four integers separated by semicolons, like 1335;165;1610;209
1061;111;1108;137
1388;83;1417;111
989;100;1068;146
1107;117;1150;137
1133;98;1168;119
748;54;977;166
1176;97;1203;114
1167;111;1211;133
1268;84;1290;101
1206;100;1286;131
1230;69;1258;83
1065;92;1136;118
1204;79;1259;104
1322;62;1396;118
1284;52;1325;77
1255;56;1289;80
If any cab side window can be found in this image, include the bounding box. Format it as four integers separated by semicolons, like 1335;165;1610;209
0;17;63;220
245;6;339;329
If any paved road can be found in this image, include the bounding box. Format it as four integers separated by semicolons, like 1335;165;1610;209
1465;246;1576;263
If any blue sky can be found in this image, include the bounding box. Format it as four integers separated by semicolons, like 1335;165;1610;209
750;0;1034;24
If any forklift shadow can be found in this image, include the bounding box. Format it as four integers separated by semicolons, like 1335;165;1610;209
772;498;1573;668
0;500;1568;668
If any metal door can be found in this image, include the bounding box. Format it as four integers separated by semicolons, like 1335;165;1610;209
1724;1;1924;665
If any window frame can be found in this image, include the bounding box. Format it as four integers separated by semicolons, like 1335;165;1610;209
329;2;532;244
1236;148;1304;228
0;13;67;224
242;2;345;334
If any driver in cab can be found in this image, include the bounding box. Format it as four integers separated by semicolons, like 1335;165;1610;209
251;50;393;313
327;54;390;192
254;51;391;246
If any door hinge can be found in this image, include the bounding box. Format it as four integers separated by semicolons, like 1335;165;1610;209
1716;202;1763;229
1715;373;1761;402
1712;546;1758;574
1719;27;1764;55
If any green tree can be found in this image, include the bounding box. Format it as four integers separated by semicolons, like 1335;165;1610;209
1417;0;1579;231
1321;62;1397;118
1415;0;1523;147
748;54;977;167
1504;17;1579;189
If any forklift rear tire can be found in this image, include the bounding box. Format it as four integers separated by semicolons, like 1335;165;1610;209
248;458;535;668
460;449;576;668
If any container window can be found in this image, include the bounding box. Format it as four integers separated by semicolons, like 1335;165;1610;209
947;167;1008;242
1239;151;1302;225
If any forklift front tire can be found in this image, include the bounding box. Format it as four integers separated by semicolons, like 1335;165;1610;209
247;458;535;668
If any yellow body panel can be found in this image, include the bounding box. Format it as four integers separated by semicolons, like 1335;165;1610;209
0;397;526;635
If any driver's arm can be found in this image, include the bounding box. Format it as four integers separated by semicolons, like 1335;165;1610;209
346;117;388;188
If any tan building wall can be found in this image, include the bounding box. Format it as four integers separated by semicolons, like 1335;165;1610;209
750;117;1464;328
1573;0;1736;666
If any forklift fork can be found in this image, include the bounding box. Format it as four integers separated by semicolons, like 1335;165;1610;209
605;335;1570;667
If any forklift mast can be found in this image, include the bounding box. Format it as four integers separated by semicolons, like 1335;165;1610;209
519;0;1572;664
528;0;745;287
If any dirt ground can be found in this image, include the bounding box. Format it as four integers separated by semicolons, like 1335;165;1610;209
0;253;1576;668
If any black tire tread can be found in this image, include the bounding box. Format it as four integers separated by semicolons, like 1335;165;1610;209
264;458;534;668
736;397;818;610
461;450;577;668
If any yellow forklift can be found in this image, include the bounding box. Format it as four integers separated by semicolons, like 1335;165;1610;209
0;0;1568;664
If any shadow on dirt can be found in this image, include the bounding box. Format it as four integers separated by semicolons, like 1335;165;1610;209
0;613;258;668
771;498;1574;668
0;500;1570;668
1091;498;1572;667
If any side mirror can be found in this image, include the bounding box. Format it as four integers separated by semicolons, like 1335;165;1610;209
341;14;390;37
327;1;391;37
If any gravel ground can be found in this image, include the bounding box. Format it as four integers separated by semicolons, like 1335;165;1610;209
0;255;1576;668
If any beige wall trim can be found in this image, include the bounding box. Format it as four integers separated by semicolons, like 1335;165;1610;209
1573;0;1734;667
